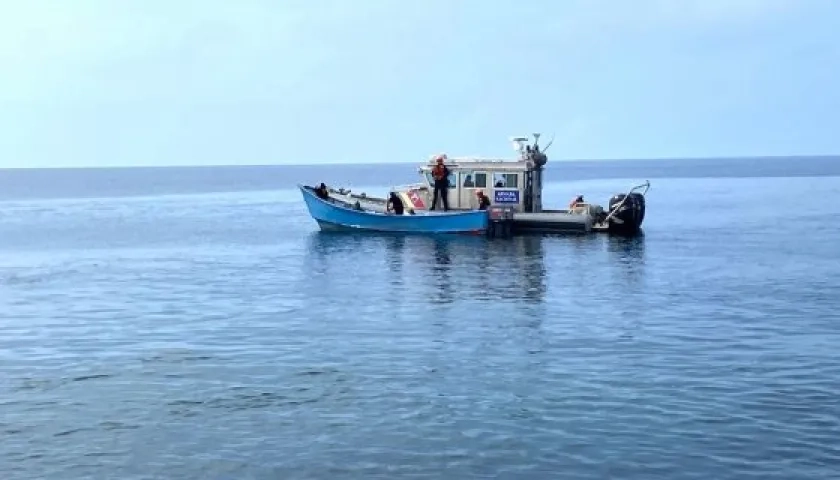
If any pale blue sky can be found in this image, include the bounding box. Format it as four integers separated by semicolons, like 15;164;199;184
1;0;838;168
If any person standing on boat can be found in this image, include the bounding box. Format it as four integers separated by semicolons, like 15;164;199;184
430;156;450;211
386;191;405;215
315;183;329;200
475;190;491;210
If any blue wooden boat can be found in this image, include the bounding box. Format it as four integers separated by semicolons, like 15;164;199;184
298;184;488;234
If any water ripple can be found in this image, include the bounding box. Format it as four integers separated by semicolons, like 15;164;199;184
2;178;840;479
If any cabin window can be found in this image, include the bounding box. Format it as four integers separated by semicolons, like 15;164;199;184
493;173;519;188
424;172;457;188
461;171;487;189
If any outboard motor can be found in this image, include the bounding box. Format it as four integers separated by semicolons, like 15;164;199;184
607;192;646;235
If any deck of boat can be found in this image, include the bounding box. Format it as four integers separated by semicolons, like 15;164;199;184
323;191;615;234
512;211;590;234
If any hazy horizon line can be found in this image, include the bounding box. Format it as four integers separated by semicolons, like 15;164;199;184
1;154;838;171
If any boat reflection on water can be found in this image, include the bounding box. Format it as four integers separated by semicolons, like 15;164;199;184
605;231;647;292
303;232;548;308
480;236;547;303
385;234;406;280
304;231;369;277
603;232;647;339
429;239;455;305
303;232;414;314
305;230;410;279
406;235;548;306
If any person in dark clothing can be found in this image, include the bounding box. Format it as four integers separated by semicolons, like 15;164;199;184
315;183;329;200
429;156;450;211
476;189;491;210
386;192;405;215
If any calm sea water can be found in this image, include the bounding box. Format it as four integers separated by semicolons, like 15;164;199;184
2;157;840;479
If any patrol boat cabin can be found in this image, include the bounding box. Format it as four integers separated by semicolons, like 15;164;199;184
401;135;547;213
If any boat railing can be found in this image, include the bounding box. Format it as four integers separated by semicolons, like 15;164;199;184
390;182;428;192
603;180;650;224
449;157;515;163
422;157;528;166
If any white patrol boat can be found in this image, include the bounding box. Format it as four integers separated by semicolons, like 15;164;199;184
325;133;650;236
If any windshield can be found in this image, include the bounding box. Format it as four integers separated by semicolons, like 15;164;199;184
424;172;457;188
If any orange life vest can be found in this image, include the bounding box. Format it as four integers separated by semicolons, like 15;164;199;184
432;165;446;181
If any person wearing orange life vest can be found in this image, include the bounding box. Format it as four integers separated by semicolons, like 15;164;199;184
430;156;450;211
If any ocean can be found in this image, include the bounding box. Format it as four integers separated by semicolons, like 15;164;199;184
2;156;840;479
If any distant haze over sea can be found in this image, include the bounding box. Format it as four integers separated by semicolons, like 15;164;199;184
0;155;838;202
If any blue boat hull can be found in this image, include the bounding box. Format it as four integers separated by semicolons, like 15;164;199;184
299;185;488;234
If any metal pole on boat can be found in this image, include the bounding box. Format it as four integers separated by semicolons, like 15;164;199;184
528;133;548;213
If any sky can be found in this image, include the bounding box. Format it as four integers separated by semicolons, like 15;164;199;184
0;0;838;168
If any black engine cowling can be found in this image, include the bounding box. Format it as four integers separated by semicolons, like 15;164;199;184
607;192;646;235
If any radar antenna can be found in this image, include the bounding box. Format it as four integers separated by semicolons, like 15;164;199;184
542;133;555;153
510;136;530;155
